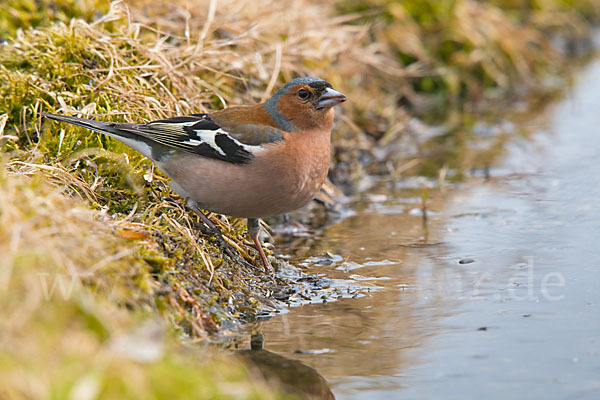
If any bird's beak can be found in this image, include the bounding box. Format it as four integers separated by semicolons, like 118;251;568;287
317;87;347;109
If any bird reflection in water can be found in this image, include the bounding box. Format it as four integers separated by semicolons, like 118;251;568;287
236;333;335;400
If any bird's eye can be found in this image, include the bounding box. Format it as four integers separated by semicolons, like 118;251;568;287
297;89;310;100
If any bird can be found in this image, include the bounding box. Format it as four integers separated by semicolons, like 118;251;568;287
42;77;346;272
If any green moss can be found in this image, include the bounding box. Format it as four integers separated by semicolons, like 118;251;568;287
0;168;279;398
0;0;110;38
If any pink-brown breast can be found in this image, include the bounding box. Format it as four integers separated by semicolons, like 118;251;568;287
158;125;332;219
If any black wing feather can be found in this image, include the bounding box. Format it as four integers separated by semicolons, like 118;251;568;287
43;113;258;165
119;114;254;164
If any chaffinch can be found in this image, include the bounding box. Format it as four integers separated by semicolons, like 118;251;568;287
42;77;346;272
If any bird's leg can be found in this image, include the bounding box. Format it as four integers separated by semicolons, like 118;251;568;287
187;201;221;235
186;200;240;261
186;201;219;234
247;218;273;273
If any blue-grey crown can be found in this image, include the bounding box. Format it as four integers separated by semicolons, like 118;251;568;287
264;77;330;132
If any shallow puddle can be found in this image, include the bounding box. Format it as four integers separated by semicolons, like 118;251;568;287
240;57;600;399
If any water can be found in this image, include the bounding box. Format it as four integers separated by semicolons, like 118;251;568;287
248;57;600;398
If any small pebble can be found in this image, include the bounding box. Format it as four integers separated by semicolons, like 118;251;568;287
294;348;335;355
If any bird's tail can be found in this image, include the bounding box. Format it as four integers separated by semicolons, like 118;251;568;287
41;113;153;159
41;113;122;136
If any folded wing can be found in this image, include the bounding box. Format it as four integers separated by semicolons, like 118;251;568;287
43;113;281;165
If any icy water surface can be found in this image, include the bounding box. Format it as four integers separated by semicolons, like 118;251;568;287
246;58;600;399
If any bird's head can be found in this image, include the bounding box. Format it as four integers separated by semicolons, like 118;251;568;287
264;77;346;132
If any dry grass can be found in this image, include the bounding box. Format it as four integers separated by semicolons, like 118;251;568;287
1;0;368;125
0;166;280;399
